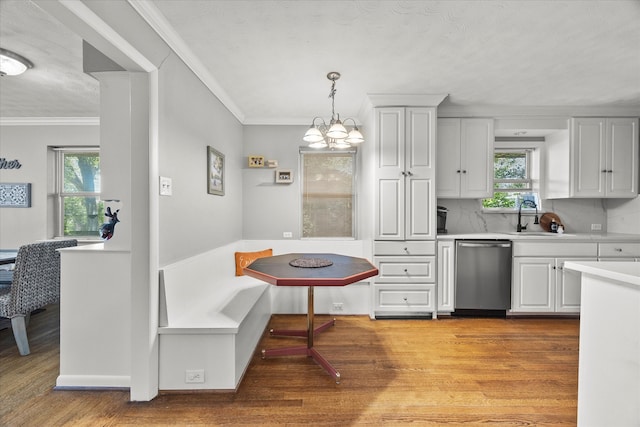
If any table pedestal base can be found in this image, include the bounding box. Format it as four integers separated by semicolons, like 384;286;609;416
261;346;341;383
261;286;341;383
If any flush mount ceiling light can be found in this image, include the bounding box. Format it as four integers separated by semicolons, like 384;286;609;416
0;48;34;76
303;72;364;149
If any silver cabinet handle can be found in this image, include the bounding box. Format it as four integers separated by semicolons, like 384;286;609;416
614;248;623;252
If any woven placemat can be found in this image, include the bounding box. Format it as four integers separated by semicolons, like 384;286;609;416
289;258;333;268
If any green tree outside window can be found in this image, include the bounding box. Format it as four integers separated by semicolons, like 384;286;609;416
61;152;102;237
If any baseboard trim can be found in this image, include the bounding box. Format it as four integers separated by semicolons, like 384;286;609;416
56;374;130;389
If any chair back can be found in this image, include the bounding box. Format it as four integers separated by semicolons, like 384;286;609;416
2;240;77;317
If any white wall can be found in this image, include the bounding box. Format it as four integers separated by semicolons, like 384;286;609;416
242;124;375;242
157;53;244;266
242;125;306;239
0;124;99;248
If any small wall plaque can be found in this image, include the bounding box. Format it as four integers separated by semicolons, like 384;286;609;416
248;155;265;168
0;183;31;207
275;169;293;184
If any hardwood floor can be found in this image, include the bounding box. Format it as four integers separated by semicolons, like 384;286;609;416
0;304;579;426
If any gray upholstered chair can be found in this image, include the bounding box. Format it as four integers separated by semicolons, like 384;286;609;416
0;240;77;355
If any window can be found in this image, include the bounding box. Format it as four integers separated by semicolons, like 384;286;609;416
301;149;356;238
482;149;539;209
55;148;102;238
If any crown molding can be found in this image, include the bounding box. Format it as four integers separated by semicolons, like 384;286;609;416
359;94;450;120
437;104;640;118
128;0;245;124
0;117;100;126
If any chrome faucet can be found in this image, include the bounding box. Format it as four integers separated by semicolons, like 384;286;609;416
517;200;539;232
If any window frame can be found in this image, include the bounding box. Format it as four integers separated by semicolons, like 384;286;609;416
54;147;102;239
299;147;357;240
482;146;542;213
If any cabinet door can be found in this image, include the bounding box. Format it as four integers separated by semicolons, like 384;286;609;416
460;118;494;198
556;257;596;312
405;108;435;240
512;257;555;312
375;108;405;239
437;241;455;312
436;118;461;198
572;118;606;197
606;118;638;197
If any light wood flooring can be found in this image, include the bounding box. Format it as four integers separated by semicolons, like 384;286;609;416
0;305;580;426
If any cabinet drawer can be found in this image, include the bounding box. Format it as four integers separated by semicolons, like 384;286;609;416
598;242;640;258
374;284;436;312
374;241;435;256
513;242;598;257
374;256;436;283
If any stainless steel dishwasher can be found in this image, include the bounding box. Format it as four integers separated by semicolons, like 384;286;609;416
454;239;512;315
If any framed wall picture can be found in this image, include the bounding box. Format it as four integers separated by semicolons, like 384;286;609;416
275;169;293;184
0;183;31;207
248;155;264;168
207;146;225;196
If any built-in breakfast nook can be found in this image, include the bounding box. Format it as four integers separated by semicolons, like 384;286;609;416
1;1;639;426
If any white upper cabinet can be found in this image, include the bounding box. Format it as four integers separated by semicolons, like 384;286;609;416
374;107;436;240
436;118;494;198
549;117;638;198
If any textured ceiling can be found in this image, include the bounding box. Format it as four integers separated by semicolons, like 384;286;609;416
1;0;639;123
0;0;99;118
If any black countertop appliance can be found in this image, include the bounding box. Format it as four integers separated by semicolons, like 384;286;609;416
437;206;448;234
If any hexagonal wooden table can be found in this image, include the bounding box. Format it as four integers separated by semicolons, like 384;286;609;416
243;253;378;383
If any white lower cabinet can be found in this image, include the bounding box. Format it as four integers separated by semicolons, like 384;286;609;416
511;241;599;314
373;240;436;317
598;242;640;260
512;256;597;313
436;241;455;313
556;257;598;312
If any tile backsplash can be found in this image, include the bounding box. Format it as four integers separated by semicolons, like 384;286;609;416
437;198;607;234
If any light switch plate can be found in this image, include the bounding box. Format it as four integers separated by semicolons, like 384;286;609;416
160;176;172;196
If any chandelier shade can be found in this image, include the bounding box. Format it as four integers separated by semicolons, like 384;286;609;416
304;72;364;149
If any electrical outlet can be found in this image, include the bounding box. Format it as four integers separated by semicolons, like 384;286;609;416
185;369;205;383
332;303;343;312
591;223;602;231
283;231;293;238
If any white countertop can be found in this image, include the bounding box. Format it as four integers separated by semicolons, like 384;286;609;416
564;261;640;288
437;232;640;242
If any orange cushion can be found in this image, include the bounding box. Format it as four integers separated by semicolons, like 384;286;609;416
235;249;273;276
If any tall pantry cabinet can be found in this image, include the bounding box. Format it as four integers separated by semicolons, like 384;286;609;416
372;107;437;317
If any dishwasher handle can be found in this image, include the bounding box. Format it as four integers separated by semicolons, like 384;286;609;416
457;242;511;249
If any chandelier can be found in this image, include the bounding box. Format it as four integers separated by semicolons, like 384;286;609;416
303;72;364;149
